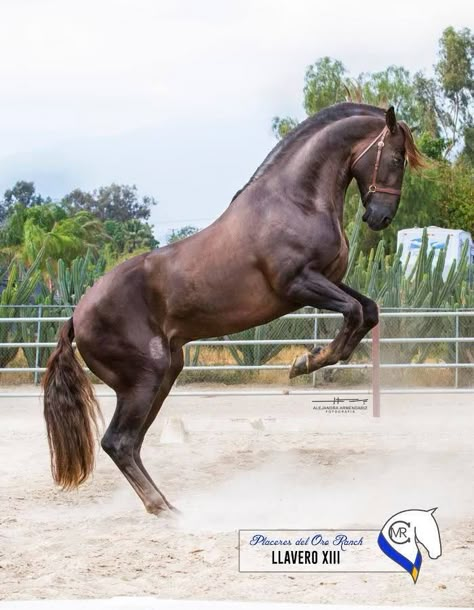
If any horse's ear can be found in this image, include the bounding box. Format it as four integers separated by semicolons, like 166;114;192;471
385;106;397;134
430;507;438;514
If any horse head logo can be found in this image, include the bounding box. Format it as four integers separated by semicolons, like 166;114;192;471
378;508;442;583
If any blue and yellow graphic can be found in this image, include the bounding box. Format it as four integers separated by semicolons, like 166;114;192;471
378;508;442;584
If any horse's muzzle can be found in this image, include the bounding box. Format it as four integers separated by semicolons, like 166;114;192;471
363;202;395;231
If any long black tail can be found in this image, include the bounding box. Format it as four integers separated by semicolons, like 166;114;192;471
43;318;102;489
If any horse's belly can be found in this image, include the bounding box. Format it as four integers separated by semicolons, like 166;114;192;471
163;272;293;339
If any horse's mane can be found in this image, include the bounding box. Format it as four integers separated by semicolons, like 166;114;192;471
398;121;426;170
231;102;423;202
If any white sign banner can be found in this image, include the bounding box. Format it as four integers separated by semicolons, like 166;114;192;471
238;529;404;573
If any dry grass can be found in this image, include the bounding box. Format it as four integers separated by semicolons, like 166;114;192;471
0;346;467;389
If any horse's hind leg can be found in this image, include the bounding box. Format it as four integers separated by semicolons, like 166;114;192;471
101;357;175;515
133;346;184;505
336;283;379;360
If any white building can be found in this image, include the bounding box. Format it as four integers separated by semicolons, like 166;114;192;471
396;226;474;280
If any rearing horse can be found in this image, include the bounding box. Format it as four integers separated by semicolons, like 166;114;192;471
43;103;423;515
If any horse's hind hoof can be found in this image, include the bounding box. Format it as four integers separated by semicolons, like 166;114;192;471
289;353;310;379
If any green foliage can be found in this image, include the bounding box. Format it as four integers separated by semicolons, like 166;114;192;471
342;228;474;366
220;315;314;367
0;181;49;222
104;219;158;254
303;57;347;116
271;116;299;139
0;248;44;367
18;252;107;371
436;27;473;105
432;26;474;155
436;160;474;236
271;27;474;253
272;26;473;159
417;132;446;161
20;296;59;371
461;125;474;164
0;204;108;266
167;225;199;244
355;66;420;125
46;250;107;306
62;183;157;222
345;227;473;308
272;57;347;139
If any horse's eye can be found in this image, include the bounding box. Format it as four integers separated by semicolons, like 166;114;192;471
392;156;404;167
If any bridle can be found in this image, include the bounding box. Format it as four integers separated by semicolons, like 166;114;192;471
351;126;402;203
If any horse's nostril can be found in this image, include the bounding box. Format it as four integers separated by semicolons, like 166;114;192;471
383;216;391;225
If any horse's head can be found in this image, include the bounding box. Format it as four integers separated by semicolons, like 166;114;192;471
351;107;424;231
414;508;442;560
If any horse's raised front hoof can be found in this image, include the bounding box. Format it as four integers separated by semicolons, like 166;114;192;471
289;353;310;379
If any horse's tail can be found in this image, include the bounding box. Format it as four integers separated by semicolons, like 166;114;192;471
43;317;102;489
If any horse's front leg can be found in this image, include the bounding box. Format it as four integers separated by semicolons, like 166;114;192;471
282;269;365;378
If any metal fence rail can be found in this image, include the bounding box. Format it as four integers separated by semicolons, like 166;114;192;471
0;307;473;401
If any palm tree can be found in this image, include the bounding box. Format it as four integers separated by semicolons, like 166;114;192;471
0;204;109;267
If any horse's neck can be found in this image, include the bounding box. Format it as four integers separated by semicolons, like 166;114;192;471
270;121;363;217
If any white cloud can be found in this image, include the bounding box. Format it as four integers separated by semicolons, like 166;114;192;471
0;0;471;231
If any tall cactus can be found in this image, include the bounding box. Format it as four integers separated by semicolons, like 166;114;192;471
344;228;473;366
0;249;45;367
20;252;107;374
47;250;106;305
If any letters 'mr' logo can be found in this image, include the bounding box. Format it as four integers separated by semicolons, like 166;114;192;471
378;508;442;583
389;520;411;544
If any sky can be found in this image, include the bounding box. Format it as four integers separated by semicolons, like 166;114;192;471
0;0;472;243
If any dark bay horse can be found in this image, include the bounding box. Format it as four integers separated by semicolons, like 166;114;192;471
43;103;423;515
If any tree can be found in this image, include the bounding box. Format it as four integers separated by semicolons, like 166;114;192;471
303;57;347;116
437;160;474;235
270;26;474;252
435;27;474;155
1;181;49;223
272;27;473;159
104;219;158;254
0;204;107;266
167;225;199;244
272;57;346;139
62;183;157;222
461;124;474;164
355;66;420;126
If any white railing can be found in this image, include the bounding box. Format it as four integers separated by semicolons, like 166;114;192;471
0;307;473;411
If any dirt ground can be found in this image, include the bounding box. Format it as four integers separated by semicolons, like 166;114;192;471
0;385;472;606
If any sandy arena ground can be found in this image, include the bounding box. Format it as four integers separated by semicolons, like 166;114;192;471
0;385;472;606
